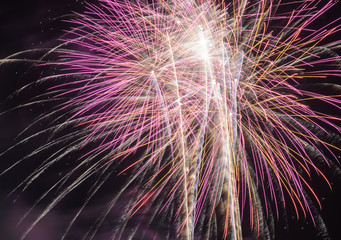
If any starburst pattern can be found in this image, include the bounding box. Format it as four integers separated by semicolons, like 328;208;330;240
1;0;341;239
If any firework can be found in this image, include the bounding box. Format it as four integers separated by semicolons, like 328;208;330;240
1;0;341;239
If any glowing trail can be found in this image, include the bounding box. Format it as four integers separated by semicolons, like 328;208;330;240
1;0;340;239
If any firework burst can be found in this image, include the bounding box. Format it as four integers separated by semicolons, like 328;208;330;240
1;0;341;239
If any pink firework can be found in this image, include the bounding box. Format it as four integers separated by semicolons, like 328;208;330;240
1;0;341;240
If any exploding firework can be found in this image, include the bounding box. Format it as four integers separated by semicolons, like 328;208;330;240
1;0;341;239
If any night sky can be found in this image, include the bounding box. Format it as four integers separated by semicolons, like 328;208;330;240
0;1;341;240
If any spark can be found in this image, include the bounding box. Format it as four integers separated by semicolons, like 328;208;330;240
1;0;341;239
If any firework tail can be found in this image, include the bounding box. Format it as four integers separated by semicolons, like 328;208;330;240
1;0;341;239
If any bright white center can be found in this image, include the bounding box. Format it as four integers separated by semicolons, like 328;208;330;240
198;28;209;60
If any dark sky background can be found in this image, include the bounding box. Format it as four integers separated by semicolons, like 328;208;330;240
0;0;340;240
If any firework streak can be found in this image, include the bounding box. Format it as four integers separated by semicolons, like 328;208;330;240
1;0;341;239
